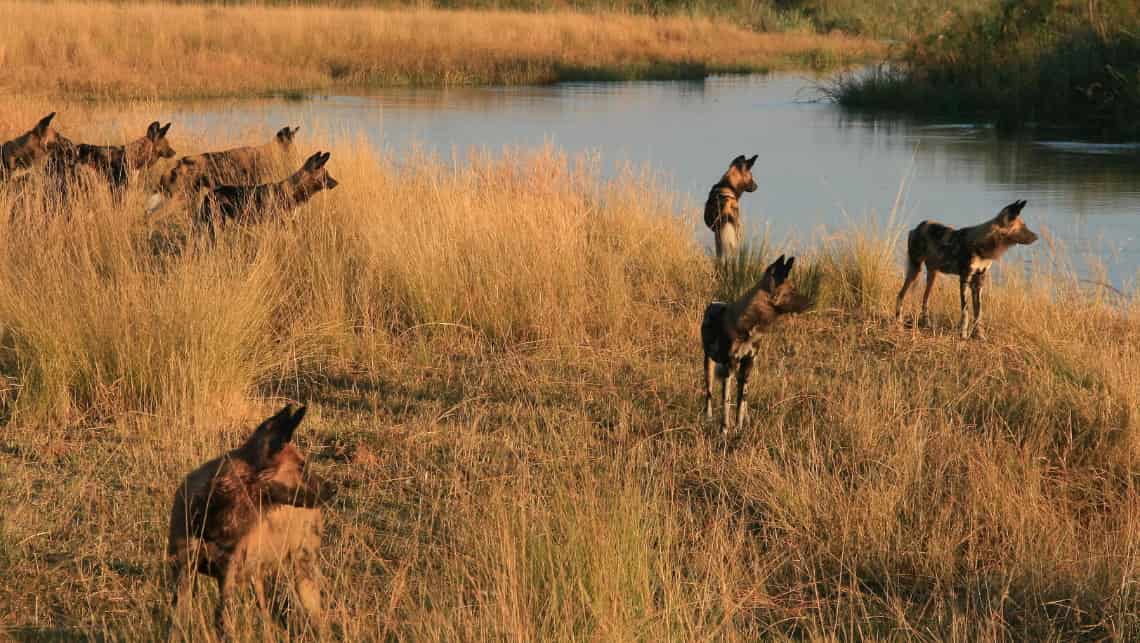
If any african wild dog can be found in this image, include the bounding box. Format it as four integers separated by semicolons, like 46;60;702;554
895;200;1039;340
168;403;335;635
76;121;175;189
196;151;337;235
151;126;300;211
0;113;68;180
702;255;811;434
703;154;758;261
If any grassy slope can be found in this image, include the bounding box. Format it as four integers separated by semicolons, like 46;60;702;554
1;114;1139;640
0;1;882;100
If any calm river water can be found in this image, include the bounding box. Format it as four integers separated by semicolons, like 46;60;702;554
169;73;1140;286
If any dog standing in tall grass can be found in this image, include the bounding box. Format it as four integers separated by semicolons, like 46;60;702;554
703;154;758;261
168;404;335;636
895;200;1039;339
149;125;300;212
76;121;175;190
702;255;811;434
0;112;67;180
196;151;338;235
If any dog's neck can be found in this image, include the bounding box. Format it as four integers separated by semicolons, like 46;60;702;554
713;176;744;199
967;221;1016;260
284;173;324;206
124;137;157;171
975;225;1015;260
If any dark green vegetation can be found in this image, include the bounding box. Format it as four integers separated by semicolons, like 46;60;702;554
830;0;1140;137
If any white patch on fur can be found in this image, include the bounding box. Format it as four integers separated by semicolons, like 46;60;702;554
731;329;764;361
144;192;164;215
969;256;993;273
715;221;739;259
238;506;323;567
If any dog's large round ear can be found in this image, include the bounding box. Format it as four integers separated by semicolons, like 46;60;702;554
764;254;786;279
745;154;758;170
731;154;748;169
303;151;325;170
160;122;173;138
773;255;794;283
249;403;308;464
1000;199;1027;223
146;121;162;140
277;126;300;143
35;112;56;135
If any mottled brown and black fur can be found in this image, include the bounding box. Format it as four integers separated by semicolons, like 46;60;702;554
76;121;174;189
702;255;811;434
168;404;335;635
157;125;299;198
0;113;67;180
895;199;1039;339
196;151;338;235
703;154;757;260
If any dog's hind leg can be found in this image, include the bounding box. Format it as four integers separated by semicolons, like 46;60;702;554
920;267;938;327
895;259;921;323
704;356;717;421
715;222;738;262
734;357;754;429
958;276;971;339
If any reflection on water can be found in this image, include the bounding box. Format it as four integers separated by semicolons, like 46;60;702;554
168;74;1140;285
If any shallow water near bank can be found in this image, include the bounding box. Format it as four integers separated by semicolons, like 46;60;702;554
168;73;1140;287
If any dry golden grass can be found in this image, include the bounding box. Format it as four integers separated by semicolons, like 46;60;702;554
1;114;1139;640
0;0;883;99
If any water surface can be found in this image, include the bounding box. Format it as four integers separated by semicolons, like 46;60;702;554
169;74;1140;286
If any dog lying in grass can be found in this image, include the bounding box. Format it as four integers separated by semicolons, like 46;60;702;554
702;255;811;434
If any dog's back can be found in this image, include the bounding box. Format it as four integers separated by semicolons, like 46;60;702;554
906;220;961;272
160;126;297;197
77;144;129;188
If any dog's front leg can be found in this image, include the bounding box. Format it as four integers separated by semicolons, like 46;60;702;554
735;357;754;429
958;276;971;339
969;272;985;339
215;564;238;639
